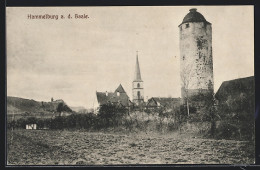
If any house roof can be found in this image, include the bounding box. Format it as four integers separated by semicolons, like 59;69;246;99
179;8;211;26
109;92;130;106
147;97;181;108
215;76;254;100
115;84;126;93
96;84;130;107
96;92;114;105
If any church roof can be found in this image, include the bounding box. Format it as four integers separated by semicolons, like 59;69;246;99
179;8;211;26
134;55;142;81
96;84;130;107
110;92;130;106
96;92;114;105
115;84;126;93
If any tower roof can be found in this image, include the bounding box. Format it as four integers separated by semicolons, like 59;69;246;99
179;8;211;26
134;52;142;81
115;84;126;93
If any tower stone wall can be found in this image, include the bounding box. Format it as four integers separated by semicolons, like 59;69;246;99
179;9;214;99
132;81;144;103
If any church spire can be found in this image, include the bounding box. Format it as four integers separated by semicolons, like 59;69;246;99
134;51;142;81
132;51;144;105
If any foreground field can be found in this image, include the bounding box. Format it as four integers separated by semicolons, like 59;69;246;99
7;129;254;165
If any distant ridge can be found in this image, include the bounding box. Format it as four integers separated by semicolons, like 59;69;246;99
70;106;86;112
7;96;72;115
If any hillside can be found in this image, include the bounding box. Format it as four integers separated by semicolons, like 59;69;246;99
7;96;72;115
70;106;86;113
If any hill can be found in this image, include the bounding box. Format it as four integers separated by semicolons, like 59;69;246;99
70;106;86;113
7;96;72;115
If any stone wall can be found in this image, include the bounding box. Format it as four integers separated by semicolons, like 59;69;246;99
179;22;214;94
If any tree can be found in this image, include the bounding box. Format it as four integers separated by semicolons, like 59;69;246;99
156;106;167;132
98;103;127;129
57;103;72;116
191;81;217;136
216;91;254;140
57;103;64;115
180;62;196;117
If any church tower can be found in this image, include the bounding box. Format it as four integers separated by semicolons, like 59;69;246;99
132;51;144;105
179;8;214;99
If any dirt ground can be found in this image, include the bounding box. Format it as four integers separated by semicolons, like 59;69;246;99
6;129;254;165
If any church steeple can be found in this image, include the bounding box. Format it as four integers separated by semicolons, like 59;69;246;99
132;51;144;105
134;51;142;81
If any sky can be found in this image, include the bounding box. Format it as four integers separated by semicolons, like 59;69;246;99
7;6;254;108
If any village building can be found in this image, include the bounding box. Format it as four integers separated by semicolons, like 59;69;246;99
26;124;37;130
214;76;254;139
179;8;214;109
215;76;254;110
95;84;133;114
52;111;72;117
146;97;181;112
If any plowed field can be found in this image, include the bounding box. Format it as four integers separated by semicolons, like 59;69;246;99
7;130;254;165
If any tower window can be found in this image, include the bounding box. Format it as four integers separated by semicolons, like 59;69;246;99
137;83;140;88
186;23;189;28
137;91;140;99
183;56;185;60
202;22;206;29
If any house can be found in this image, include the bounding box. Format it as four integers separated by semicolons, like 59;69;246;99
94;84;133;114
146;97;181;112
214;76;254;140
215;76;254;103
215;76;254;110
26;124;37;130
51;111;73;118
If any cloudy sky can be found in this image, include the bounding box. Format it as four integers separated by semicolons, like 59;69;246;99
7;6;254;108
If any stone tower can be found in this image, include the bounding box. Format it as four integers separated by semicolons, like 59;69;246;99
179;8;214;99
132;52;144;105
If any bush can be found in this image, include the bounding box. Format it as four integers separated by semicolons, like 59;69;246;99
7;103;212;135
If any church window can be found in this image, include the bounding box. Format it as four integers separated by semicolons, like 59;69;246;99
183;55;185;60
117;92;120;96
137;91;140;99
186;23;189;28
137;83;140;88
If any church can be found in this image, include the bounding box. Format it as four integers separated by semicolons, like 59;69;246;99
94;52;145;113
94;50;182;113
132;52;144;106
94;84;133;113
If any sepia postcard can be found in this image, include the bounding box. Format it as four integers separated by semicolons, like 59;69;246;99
6;6;255;165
